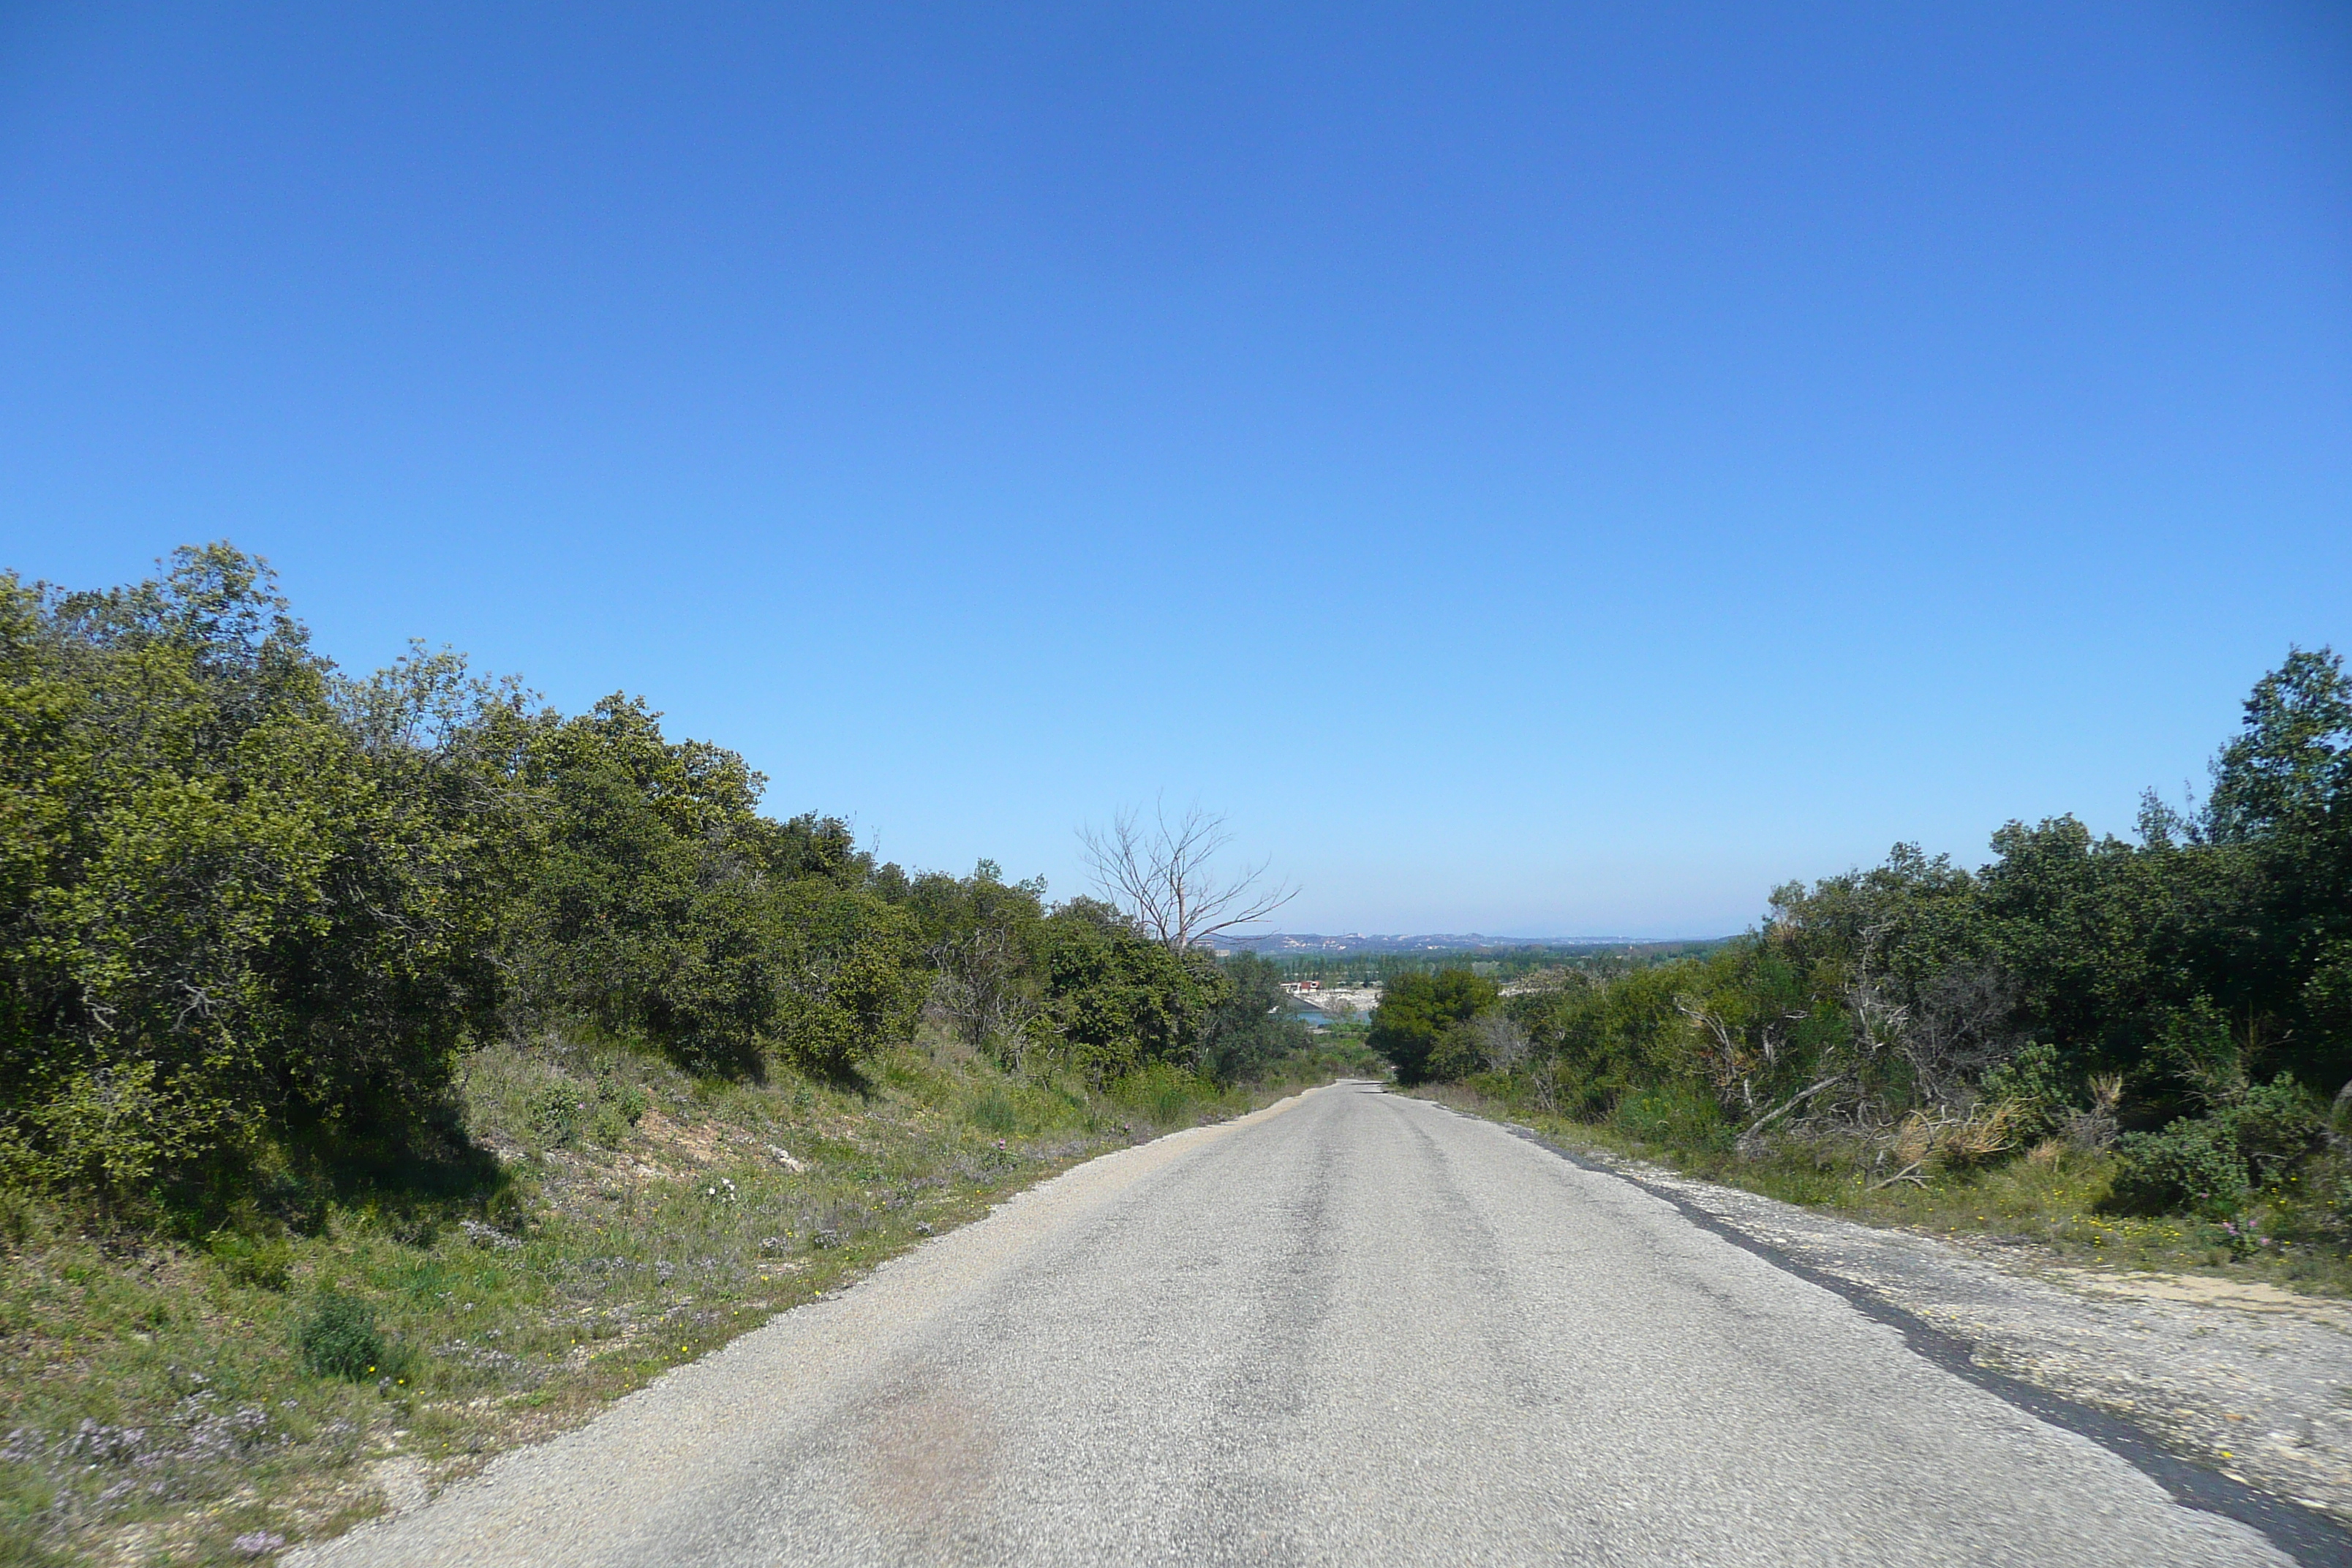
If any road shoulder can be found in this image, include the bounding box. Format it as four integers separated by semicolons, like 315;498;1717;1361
1423;1100;2352;1558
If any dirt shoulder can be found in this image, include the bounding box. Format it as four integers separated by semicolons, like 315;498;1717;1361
1537;1131;2352;1528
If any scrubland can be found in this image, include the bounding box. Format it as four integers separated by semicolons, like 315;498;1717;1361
0;1030;1376;1567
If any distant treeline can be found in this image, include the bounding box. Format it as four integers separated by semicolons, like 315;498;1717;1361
0;546;1307;1208
1269;942;1721;987
1371;649;2352;1221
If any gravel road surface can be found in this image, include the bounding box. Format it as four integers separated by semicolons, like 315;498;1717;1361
298;1081;2298;1567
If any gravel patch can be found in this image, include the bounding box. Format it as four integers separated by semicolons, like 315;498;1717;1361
1552;1136;2352;1528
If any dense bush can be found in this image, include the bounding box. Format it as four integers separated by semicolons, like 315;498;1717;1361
2230;1074;2329;1184
0;550;519;1194
1418;646;2352;1224
298;1290;399;1382
1195;953;1313;1084
1368;970;1500;1085
1025;899;1215;1085
2107;1118;2249;1217
0;546;1300;1207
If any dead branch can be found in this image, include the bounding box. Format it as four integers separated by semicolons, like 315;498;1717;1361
1077;801;1297;951
1735;1073;1846;1155
1868;1160;1928;1191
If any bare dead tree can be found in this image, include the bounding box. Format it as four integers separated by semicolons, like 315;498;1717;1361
1674;994;1800;1115
1469;1013;1531;1074
927;920;1041;1069
1899;965;2024;1109
1077;802;1297;951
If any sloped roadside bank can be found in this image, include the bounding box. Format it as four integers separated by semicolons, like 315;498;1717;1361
0;1035;1375;1568
1411;1095;2352;1562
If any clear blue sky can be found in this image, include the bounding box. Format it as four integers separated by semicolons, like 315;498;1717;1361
3;3;2347;937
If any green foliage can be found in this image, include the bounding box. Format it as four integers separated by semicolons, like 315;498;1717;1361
4;549;1232;1199
2206;647;2352;844
2107;1117;2248;1218
1266;941;1722;987
0;549;519;1194
298;1289;398;1382
512;696;803;1074
1980;1041;2076;1142
769;883;922;1078
208;1228;295;1292
1452;647;2352;1224
1109;1061;1217;1126
908;861;1049;1066
965;1087;1022;1135
1368;969;1501;1085
1030;900;1222;1085
1612;1085;1731;1153
2228;1074;2326;1187
525;1074;649;1150
1425;1021;1486;1084
1196;953;1312;1085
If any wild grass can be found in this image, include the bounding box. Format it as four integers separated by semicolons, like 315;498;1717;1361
1417;1081;2352;1297
0;1031;1374;1566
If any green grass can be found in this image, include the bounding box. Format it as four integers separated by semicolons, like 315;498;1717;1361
1415;1081;2352;1297
0;1032;1374;1566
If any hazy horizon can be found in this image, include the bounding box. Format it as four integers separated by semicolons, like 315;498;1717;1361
4;4;2345;932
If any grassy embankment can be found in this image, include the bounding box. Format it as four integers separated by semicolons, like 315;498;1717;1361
1411;1080;2352;1296
0;1031;1379;1567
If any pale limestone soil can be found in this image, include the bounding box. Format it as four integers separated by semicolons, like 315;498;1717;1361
1570;1143;2352;1526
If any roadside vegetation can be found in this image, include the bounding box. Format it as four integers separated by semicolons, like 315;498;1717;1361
1264;941;1722;988
1376;648;2352;1290
0;545;1375;1565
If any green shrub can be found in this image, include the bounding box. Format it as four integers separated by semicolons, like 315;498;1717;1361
589;1079;651;1146
1110;1062;1208;1126
2106;1117;2248;1216
2227;1074;2325;1187
525;1074;649;1150
0;551;516;1195
966;1088;1021;1135
208;1230;293;1292
1612;1085;1729;1152
1425;1021;1487;1084
771;885;923;1077
1979;1041;2073;1142
298;1289;407;1382
529;1082;591;1148
1368;970;1500;1085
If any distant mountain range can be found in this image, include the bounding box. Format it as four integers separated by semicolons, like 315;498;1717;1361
1213;932;1715;955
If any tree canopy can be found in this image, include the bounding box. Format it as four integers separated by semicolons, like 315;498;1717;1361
0;546;1319;1205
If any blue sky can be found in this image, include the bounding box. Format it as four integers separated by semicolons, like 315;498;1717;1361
2;2;2347;936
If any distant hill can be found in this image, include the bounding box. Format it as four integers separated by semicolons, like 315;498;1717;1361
1213;932;1720;956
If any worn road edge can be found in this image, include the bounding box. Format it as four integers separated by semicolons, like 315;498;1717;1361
1425;1101;2352;1568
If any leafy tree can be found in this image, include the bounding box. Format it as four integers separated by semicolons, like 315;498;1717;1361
508;695;791;1073
0;549;519;1194
2206;647;2351;843
1196;952;1311;1085
1030;899;1222;1085
1369;969;1500;1085
905;861;1049;1066
768;881;921;1078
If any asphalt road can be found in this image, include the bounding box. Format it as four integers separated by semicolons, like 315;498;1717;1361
300;1081;2296;1567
